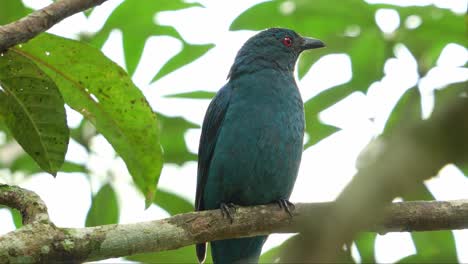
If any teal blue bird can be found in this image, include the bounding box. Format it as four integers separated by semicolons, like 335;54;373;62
195;28;325;264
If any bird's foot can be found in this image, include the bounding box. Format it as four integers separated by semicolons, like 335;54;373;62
220;202;237;223
276;199;295;217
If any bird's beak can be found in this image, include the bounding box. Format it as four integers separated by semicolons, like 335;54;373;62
301;37;325;50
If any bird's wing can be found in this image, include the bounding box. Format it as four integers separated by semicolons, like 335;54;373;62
195;83;232;212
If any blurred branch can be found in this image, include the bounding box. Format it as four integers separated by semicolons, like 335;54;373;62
0;0;108;52
298;88;468;262
2;184;468;262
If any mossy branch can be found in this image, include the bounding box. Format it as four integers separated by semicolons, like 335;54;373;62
2;184;468;263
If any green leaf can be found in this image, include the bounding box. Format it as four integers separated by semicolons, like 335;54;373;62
0;50;69;175
231;0;464;89
385;5;466;75
10;208;22;228
10;153;87;175
18;33;163;205
165;90;216;99
159;114;198;165
231;0;372;34
0;0;30;24
127;245;213;264
0;206;22;229
354;232;376;263
383;87;422;135
90;0;212;78
304;85;353;148
153;189;193;216
152;43;215;82
85;183;119;227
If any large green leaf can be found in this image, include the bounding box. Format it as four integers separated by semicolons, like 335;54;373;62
153;189;193;216
0;50;69;175
90;0;213;79
85;183;119;227
0;0;30;25
159;114;198;165
17;33;163;205
303;85;353;148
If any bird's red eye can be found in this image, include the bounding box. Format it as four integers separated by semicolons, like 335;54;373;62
282;36;293;47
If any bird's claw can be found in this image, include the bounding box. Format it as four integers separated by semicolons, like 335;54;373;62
277;199;295;217
220;202;237;223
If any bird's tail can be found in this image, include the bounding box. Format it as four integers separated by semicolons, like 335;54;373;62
197;243;207;263
211;236;267;264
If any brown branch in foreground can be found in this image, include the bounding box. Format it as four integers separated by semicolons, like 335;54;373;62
0;184;50;225
1;184;468;263
0;0;109;52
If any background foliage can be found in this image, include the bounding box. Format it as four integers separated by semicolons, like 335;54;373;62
0;0;466;262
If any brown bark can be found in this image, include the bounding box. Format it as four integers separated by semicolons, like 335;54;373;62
2;184;468;263
0;0;109;52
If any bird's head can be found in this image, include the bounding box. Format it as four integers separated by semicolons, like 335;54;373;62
228;28;325;79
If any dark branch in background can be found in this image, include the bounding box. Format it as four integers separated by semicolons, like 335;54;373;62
0;0;109;52
296;89;468;262
2;185;468;263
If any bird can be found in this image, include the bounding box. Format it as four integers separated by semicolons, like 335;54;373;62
195;28;325;264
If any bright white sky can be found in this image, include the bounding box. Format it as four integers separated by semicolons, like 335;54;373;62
0;0;467;263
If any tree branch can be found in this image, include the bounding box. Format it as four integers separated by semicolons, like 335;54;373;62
303;85;468;262
1;184;468;262
0;0;109;52
0;184;50;225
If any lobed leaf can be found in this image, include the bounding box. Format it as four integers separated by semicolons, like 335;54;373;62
303;85;353;148
90;0;213;79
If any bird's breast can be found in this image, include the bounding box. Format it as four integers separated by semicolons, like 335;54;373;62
203;72;304;207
